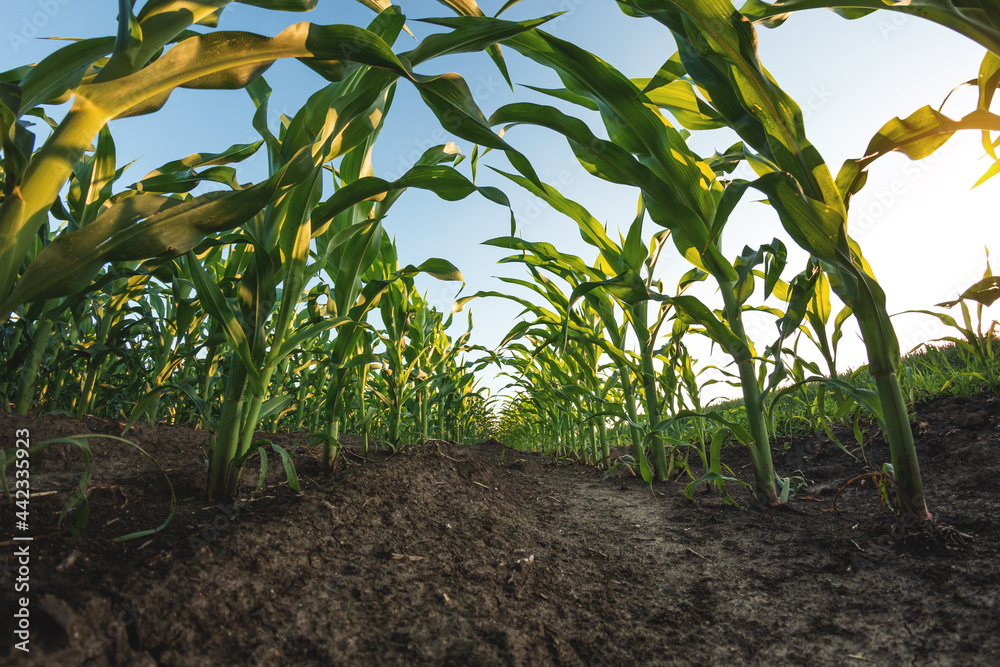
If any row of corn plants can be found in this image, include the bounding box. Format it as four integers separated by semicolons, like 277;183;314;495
480;0;1000;523
0;0;540;512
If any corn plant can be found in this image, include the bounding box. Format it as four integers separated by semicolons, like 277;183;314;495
312;141;492;469
0;2;549;499
591;0;966;521
665;0;1000;520
902;253;999;385
485;25;830;503
404;293;480;444
466;238;657;471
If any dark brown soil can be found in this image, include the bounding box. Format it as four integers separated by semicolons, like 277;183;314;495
1;392;998;666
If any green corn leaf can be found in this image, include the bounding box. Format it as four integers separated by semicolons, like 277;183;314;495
634;77;726;130
313;164;515;236
622;208;649;272
638;450;654;485
486;235;603;280
685;471;745;500
185;250;265;395
133;166;241;193
773;264;820;343
32;434;176;542
0;172;303;319
259;394;295;420
490;101;735;279
275;317;352;361
122;383;213;434
406;14;557;67
1;19;522;301
500;28;721;225
134;140;264;190
978;52;1000;160
405;258;465;281
567;270;649;312
769;376;883;425
254;446;269;496
495;169;623;269
103;0;144;78
675;409;754;445
632;0;843;212
17;37;116;111
79;125;118;226
939;276;1000;307
0;87;32;193
353;0;416;37
428;0;517;85
641;52;687;91
661;294;747;357
742;0;1000;54
271;442;301;493
496;0;526;16
237;0;318;9
412;73;520;155
520;84;599;110
837;106;1000;201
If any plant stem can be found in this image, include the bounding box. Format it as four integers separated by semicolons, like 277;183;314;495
631;303;668;482
875;372;931;521
597;416;610;469
720;282;779;506
617;361;649;473
16;317;53;415
76;358;102;419
322;417;341;471
208;361;249;501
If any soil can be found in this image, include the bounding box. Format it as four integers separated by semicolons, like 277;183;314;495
1;391;998;666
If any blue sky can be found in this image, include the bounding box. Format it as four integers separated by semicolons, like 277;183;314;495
3;1;997;400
